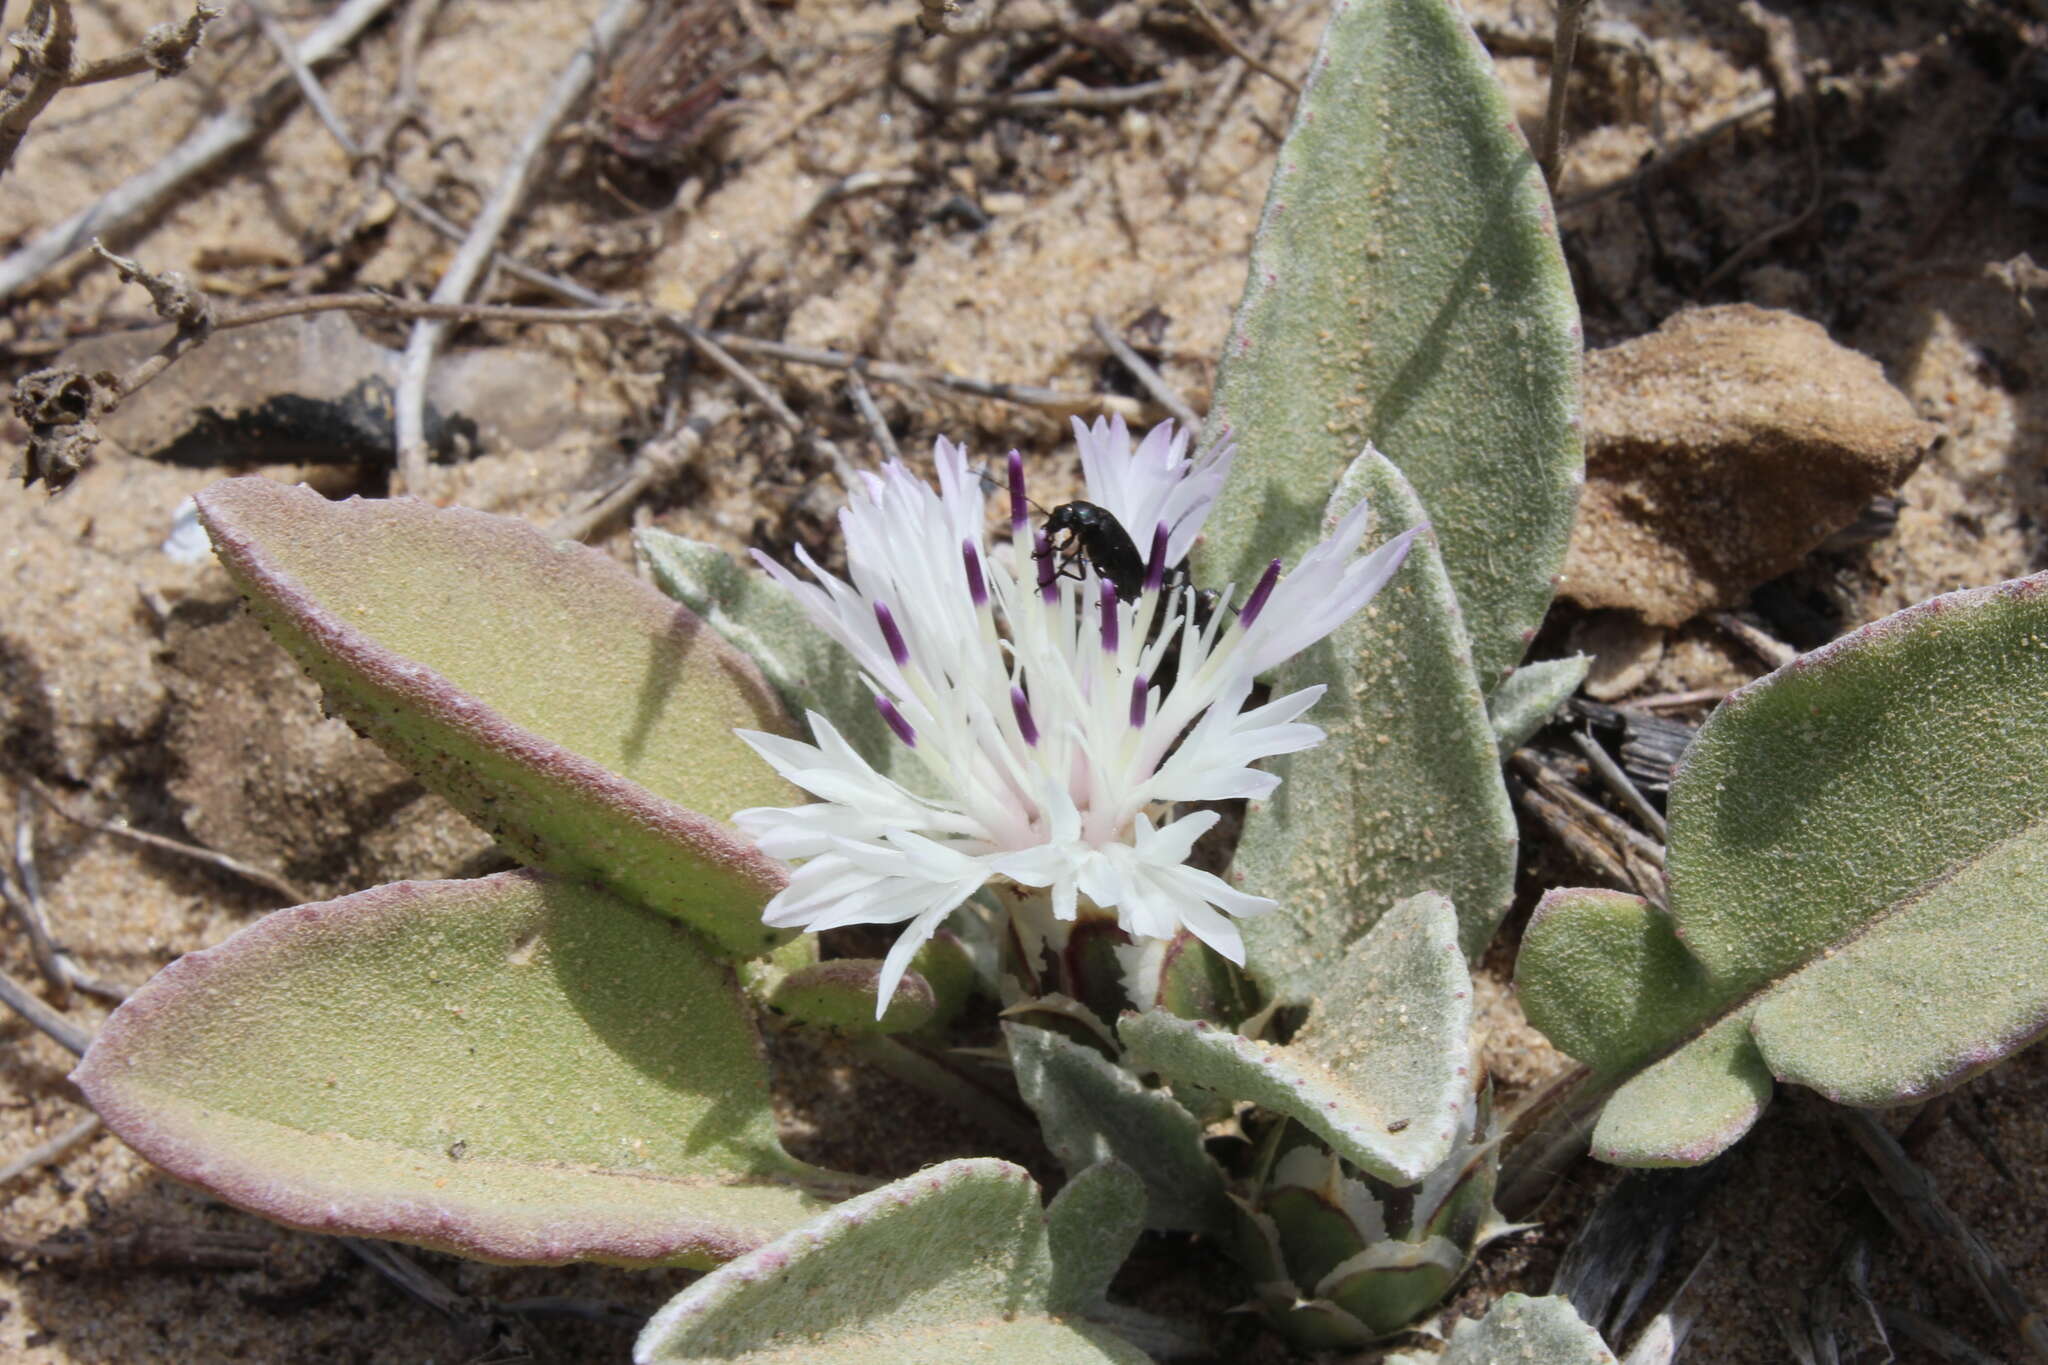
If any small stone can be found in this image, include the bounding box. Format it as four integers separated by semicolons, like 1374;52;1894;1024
1570;610;1666;701
1560;304;1936;627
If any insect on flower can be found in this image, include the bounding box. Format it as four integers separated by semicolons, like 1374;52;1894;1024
733;416;1419;1015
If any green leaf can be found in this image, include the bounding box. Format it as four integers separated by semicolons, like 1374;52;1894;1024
1195;0;1582;691
637;530;918;791
196;479;797;958
1233;453;1515;985
1396;1293;1616;1364
1006;1022;1230;1236
1489;655;1590;755
1044;1161;1147;1315
764;960;936;1035
1121;892;1473;1185
74;873;845;1267
1517;573;2048;1165
634;1159;1151;1364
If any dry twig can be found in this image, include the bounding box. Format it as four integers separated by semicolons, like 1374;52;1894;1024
547;400;726;542
1538;0;1592;191
1700;3;1820;291
4;797;69;1007
1182;0;1298;95
1840;1107;2048;1362
12;770;306;904
393;0;641;491
0;963;91;1055
0;1115;100;1187
0;0;79;179
1090;313;1200;431
0;0;399;302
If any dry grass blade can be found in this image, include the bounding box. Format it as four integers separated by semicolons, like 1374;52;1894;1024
0;964;92;1056
1839;1106;2048;1361
13;771;306;904
0;1115;100;1187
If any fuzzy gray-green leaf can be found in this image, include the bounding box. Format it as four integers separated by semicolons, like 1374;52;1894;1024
74;873;839;1268
1403;1293;1617;1364
196;480;796;958
1489;655;1590;755
637;530;915;789
1007;1022;1229;1236
1121;892;1472;1185
634;1159;1148;1364
1045;1161;1147;1315
1518;573;2048;1165
1234;452;1514;987
1196;0;1582;690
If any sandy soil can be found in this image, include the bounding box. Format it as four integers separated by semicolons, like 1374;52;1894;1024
2;0;2045;1360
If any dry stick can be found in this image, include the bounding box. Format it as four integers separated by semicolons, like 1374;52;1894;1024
66;2;220;88
1569;727;1669;842
391;0;641;492
845;370;900;464
0;1114;100;1186
1090;313;1200;431
1512;771;1635;893
0;964;92;1056
4;797;70;1008
13;770;306;904
1631;686;1727;711
1538;0;1591;192
1709;610;1797;670
0;0;78;180
546;400;725;542
1557;88;1776;213
1182;0;1298;95
1840;1106;2048;1362
0;0;401;303
89;241;213;395
247;0;362;159
1700;2;1819;292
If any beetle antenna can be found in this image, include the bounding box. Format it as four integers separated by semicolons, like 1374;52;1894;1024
972;463;1051;516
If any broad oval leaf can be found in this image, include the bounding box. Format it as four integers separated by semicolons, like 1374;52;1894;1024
635;1159;1150;1364
1235;452;1514;989
197;479;797;957
1387;1294;1615;1365
638;529;918;791
1195;0;1582;691
1517;573;2048;1165
1122;892;1473;1185
74;872;843;1266
1044;1161;1147;1315
1006;1021;1230;1236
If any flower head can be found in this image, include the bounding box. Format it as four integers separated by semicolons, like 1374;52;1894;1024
735;417;1418;1014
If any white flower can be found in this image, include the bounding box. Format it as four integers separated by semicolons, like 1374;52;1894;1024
735;416;1418;1014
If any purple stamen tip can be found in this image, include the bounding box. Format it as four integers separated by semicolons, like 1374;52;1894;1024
1099;579;1119;653
962;539;987;606
1239;558;1283;628
1144;522;1169;593
1129;674;1149;728
875;695;916;748
1007;449;1027;531
875;600;910;666
1011;685;1039;746
1035;531;1057;601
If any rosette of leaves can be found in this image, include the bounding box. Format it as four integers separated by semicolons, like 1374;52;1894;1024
1228;1086;1519;1349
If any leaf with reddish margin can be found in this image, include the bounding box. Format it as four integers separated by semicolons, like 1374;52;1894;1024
74;872;854;1267
196;478;798;958
635;1159;1150;1364
1518;572;2048;1166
